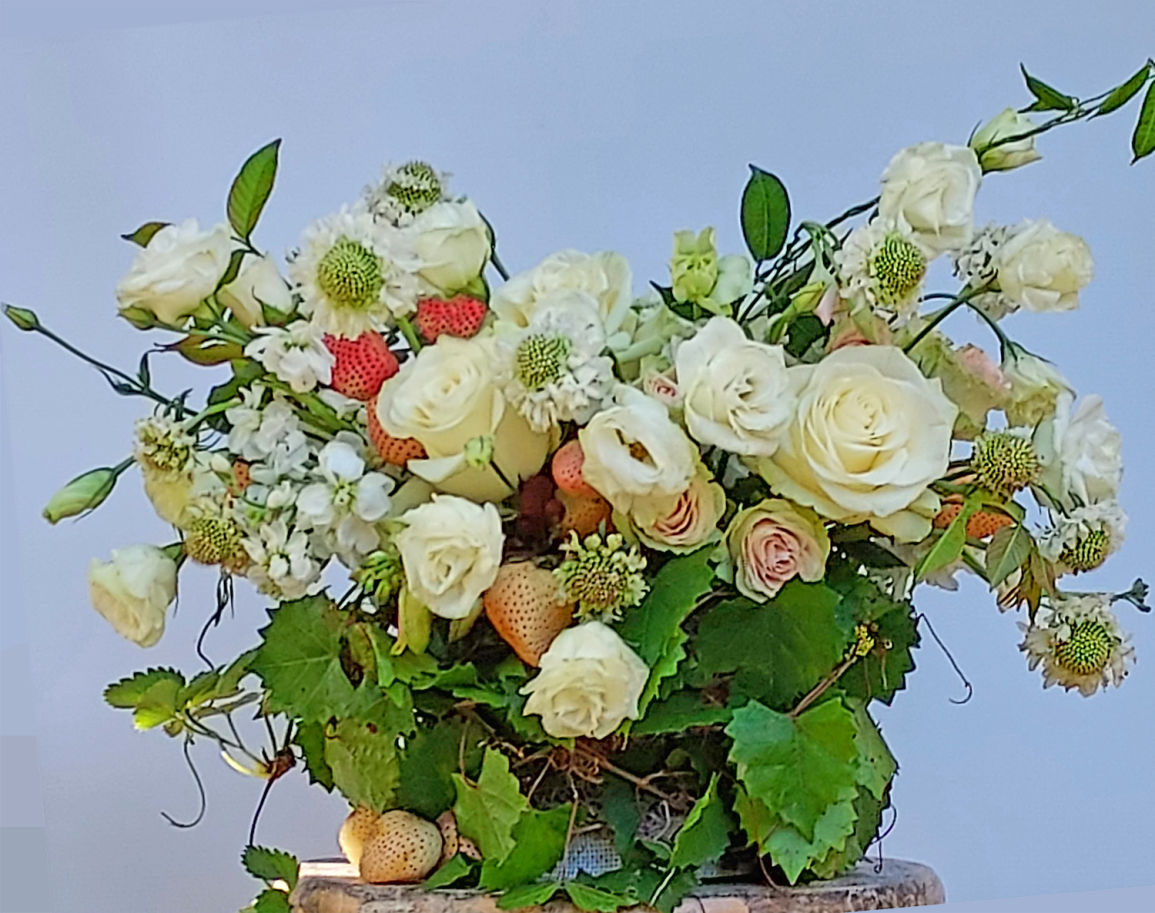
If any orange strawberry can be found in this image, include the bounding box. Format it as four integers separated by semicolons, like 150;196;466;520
358;810;443;884
551;439;600;498
415;295;488;342
933;501;1015;539
368;394;427;466
229;460;252;495
558;489;612;537
324;331;400;401
483;562;575;666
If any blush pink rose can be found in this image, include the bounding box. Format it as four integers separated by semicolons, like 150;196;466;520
826;316;893;352
631;464;725;554
642;368;681;407
725;498;830;601
957;344;1008;392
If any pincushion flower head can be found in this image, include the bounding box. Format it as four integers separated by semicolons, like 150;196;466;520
1039;500;1128;575
289;206;422;337
1020;594;1134;696
364;160;450;226
297;438;394;563
555;531;648;622
835;217;929;317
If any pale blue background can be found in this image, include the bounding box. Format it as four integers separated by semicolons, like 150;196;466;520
1;2;1152;911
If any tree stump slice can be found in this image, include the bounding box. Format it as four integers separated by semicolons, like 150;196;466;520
290;859;945;913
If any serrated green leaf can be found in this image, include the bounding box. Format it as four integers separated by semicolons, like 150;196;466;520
916;492;981;581
104;668;185;709
180;669;220;708
252;888;292;913
633;689;732;735
121;221;169;247
1020;64;1075;111
1132;81;1155;163
764;797;857;884
479;804;571;890
132;677;186;731
564;883;633;912
985;524;1033;589
600;777;641;857
423;854;475;890
218;648;258;696
1097;64;1151;116
741;166;791;260
727;699;859;841
399;719;479;819
241;846;299;889
324;718;401;810
849;702;895;801
809;785;887;880
293;721;334;791
227;139;281;240
453;748;529;864
670;775;732;869
498;883;561;910
831;572;918;706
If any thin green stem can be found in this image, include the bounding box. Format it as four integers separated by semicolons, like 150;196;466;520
396;314;423;353
490;250;511;282
903;286;985;354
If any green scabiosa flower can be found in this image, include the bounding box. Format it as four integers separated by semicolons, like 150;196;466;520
971;430;1038;496
554;532;648;622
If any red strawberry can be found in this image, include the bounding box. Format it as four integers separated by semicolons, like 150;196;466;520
368;394;427;466
324;331;400;401
483;563;575;666
933;500;1015;539
558;489;612;537
551;440;600;499
229;460;252;496
415;295;488;342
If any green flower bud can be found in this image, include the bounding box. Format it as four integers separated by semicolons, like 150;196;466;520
671;228;719;304
42;467;118;524
3;304;40;331
464;435;495;468
970;108;1042;173
119;306;160;330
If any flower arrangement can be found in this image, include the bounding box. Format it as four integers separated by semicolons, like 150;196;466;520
6;63;1154;913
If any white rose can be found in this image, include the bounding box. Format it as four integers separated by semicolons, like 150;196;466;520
995;220;1092;313
115;219;232;324
879;142;981;253
396;495;504;620
88;545;177;647
578;385;697;512
521;622;649;739
969;108;1042;173
492;250;633;338
412;200;492;294
1001;345;1072;427
376;335;550;502
1033;393;1122;510
756;345;958;542
674;316;795;456
218;255;292;327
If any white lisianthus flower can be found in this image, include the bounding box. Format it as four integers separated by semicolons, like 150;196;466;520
969;108;1042;172
244;320;335;393
88;545;178;647
492;250;633;340
1033;393;1123;511
243;518;323;600
495;289;615;432
376;335;550;501
674;316;795;457
628;460;725;554
994;219;1092;313
723;498;830;602
1020;594;1134;696
756;346;958;542
297;439;394;563
835;218;929;317
521;621;649;739
289;206;421;337
879;142;982;254
395;495;504;620
578;385;697;513
115;219;232;325
217;255;292;327
1000;344;1072;427
412;200;492;295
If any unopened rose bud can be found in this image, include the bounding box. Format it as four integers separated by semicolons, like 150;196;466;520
43;466;118;524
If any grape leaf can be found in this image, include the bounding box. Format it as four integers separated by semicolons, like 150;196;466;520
765;796;857;884
251;888;291;913
600;777;641;856
565;883;634;912
293;721;334;791
323;718;401;811
809;785;887;880
453;748;529;864
398;719;479;819
241;846;299;889
497;883;561;910
423;854;475;889
633;689;732;735
120;220;169;247
104;668;185;709
670;775;732;869
227;138;281;240
849;701;896;802
479;804;571;890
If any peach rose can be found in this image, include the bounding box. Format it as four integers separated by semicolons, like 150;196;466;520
630;462;725;554
724;498;830;602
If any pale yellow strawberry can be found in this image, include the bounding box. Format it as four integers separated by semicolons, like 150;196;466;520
339;806;384;868
359;810;443;884
558;489;613;537
933;501;1015;539
483;562;575;667
435;810;459;866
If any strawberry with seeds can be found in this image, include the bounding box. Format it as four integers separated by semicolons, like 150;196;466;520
415;295;487;342
324;331;400;401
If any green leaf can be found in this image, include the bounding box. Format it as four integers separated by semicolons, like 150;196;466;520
241;846;299;889
1132;81;1155;163
915;492;981;581
1020;64;1075;111
423;854;475;890
227;139;281;240
809;785;887;880
670;775;732;868
324;718;401;810
121;221;169;247
132;677;187;731
104;668;185;709
399;719;478;819
617;547;716;714
218;648;258;696
294;721;334;791
497;883;561;910
479;804;571;890
830;570;918;706
763;796;857;884
564;883;634;912
633;689;732;735
1096;64;1151;116
726;699;859;841
252;888;292;913
783;314;826;359
849;702;896;802
740;166;791;260
985;524;1033;589
452;748;529;865
180;669;220;708
600;777;641;856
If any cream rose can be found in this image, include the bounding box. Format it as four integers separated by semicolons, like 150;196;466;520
756;345;958;542
88;545;178;647
492;250;633;338
395;495;504;620
1001;345;1072;427
578;385;697;512
969;108;1042;173
1033;393;1122;510
724;498;830;601
115;219;232;324
521;622;649;739
412;200;492;294
629;461;725;554
674;317;794;456
995;220;1092;313
218;255;292;327
879;142;981;253
376;335;549;502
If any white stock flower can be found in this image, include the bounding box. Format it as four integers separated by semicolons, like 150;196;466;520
412;200;491;294
1020;594;1134;696
395;495;504;620
952;224;1017;319
115;219;232;324
674;316;795;456
243;519;323;600
226;391;312;482
217;255;292;327
495;289;615;432
88;545;177;647
521;622;649;739
492;250;633;339
289;206;421;337
578;385;697;513
969;108;1042;172
297;440;394;562
756;345;958;542
244;320;335;393
994;219;1092;313
1033;393;1123;510
835;218;929;317
879;142;981;254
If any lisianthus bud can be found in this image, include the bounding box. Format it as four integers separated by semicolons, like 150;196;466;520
970;109;1042;173
118;306;160;330
671;228;719;304
3;304;40;331
43;466;119;524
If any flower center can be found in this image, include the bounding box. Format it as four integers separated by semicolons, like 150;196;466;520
515;334;570;390
317;237;384;311
871;234;926;305
386;161;443;216
185;515;245;569
555;533;647;622
1060;529;1110;573
1054;620;1112;676
970;431;1038;496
